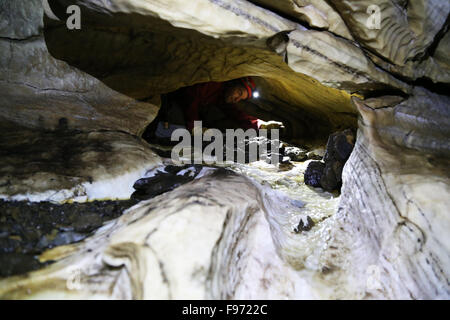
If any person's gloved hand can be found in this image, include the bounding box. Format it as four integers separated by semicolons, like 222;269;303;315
259;120;285;130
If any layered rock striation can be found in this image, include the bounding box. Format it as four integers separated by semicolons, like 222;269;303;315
0;0;448;299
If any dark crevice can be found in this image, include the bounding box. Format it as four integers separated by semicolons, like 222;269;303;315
362;88;409;99
247;0;324;31
360;49;450;97
247;0;361;45
324;0;450;97
421;13;450;60
0;34;43;43
411;78;450;96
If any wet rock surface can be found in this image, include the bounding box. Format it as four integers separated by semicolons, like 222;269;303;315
284;146;308;162
234;136;288;164
0;199;138;278
147;134;310;165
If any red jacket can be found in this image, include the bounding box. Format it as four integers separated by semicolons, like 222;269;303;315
181;82;259;131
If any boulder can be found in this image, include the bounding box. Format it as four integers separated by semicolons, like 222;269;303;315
319;129;355;191
304;161;325;187
284;146;308;162
131;165;205;200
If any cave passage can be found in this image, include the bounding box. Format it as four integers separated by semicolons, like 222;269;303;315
0;0;361;285
42;3;358;144
1;0;448;301
142;77;288;144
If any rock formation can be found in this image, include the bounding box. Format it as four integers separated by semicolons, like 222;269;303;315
0;0;448;299
304;128;355;191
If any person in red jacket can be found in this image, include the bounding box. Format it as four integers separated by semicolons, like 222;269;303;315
182;77;260;132
151;77;283;141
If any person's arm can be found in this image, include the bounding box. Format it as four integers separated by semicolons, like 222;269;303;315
226;105;260;130
226;105;285;131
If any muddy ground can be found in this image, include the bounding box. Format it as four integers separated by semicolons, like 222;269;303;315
0;199;138;278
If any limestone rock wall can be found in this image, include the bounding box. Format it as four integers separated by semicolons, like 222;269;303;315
5;0;448;137
249;0;354;40
43;0;358;133
3;0;449;137
0;0;163;201
320;91;450;299
330;0;450;83
0;123;162;202
0;0;158;135
0;0;449;300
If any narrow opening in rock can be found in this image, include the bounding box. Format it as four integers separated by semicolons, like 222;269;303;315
3;0;447;300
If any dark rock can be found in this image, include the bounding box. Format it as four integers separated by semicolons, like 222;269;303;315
0;253;44;278
294;216;315;233
323;129;355;163
49;231;86;248
320;163;339;191
304;129;355;192
0;237;20;254
304;161;325;187
131;166;198;201
320;129;355;191
306;151;323;160
163;165;184;175
72;212;103;233
222;136;288;164
332;160;344;184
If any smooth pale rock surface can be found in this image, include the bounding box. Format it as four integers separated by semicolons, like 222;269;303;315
285;29;411;93
249;0;354;40
0;0;159;135
0;124;162;202
353;88;450;157
330;0;450;82
323;134;449;299
319;92;450;299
